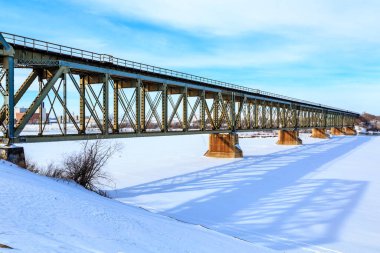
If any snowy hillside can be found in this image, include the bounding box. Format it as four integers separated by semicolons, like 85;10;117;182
0;161;275;253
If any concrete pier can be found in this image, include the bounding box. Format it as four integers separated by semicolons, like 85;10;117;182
276;130;302;145
0;145;26;168
311;128;329;139
343;127;357;135
331;127;345;136
205;133;243;158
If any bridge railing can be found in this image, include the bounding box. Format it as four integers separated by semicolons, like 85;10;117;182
1;32;357;115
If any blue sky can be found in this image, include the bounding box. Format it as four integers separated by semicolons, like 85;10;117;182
1;0;380;114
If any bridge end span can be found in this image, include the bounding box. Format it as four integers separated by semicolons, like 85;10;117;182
276;130;303;145
204;133;243;158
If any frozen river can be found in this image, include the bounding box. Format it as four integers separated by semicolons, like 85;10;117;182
21;134;380;253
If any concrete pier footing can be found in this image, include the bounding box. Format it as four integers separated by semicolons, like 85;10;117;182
343;127;357;135
330;127;345;136
311;128;329;139
204;133;243;158
276;130;302;145
0;145;26;168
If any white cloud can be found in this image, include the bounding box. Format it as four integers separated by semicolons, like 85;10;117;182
81;0;380;41
118;43;314;69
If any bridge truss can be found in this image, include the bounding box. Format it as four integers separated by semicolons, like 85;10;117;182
0;32;358;144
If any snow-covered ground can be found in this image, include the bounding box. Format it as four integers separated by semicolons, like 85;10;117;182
0;160;275;252
17;133;380;252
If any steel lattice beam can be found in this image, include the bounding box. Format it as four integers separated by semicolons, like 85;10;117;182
0;32;360;144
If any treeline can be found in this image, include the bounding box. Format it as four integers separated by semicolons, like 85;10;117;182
357;112;380;130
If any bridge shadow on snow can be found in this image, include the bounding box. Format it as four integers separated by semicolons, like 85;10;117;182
108;136;370;251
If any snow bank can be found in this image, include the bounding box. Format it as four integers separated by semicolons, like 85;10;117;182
0;161;275;253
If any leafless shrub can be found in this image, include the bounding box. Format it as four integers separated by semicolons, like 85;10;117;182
24;140;121;197
26;160;66;179
43;163;66;179
62;140;121;195
25;159;40;174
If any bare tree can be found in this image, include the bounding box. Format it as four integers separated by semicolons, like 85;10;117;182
24;140;122;196
63;140;121;194
25;159;40;174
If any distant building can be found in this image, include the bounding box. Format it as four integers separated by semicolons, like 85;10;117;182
15;106;47;124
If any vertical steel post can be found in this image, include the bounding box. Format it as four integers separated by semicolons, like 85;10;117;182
161;84;167;132
182;87;188;131
103;74;109;135
290;104;294;128
294;105;299;129
336;114;338;126
247;101;251;129
6;56;15;139
140;81;145;132
262;102;266;128
254;99;259;128
79;75;86;134
310;110;313;127
276;103;280;128
38;73;43;135
339;114;341;127
337;114;340;127
136;79;141;133
113;80;119;133
317;110;320;127
269;102;273;128
236;99;241;130
213;93;219;129
1;34;16;141
327;113;330;127
63;72;67;135
230;92;235;131
200;90;206;131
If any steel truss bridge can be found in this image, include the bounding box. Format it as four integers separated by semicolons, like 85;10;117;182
0;32;359;144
